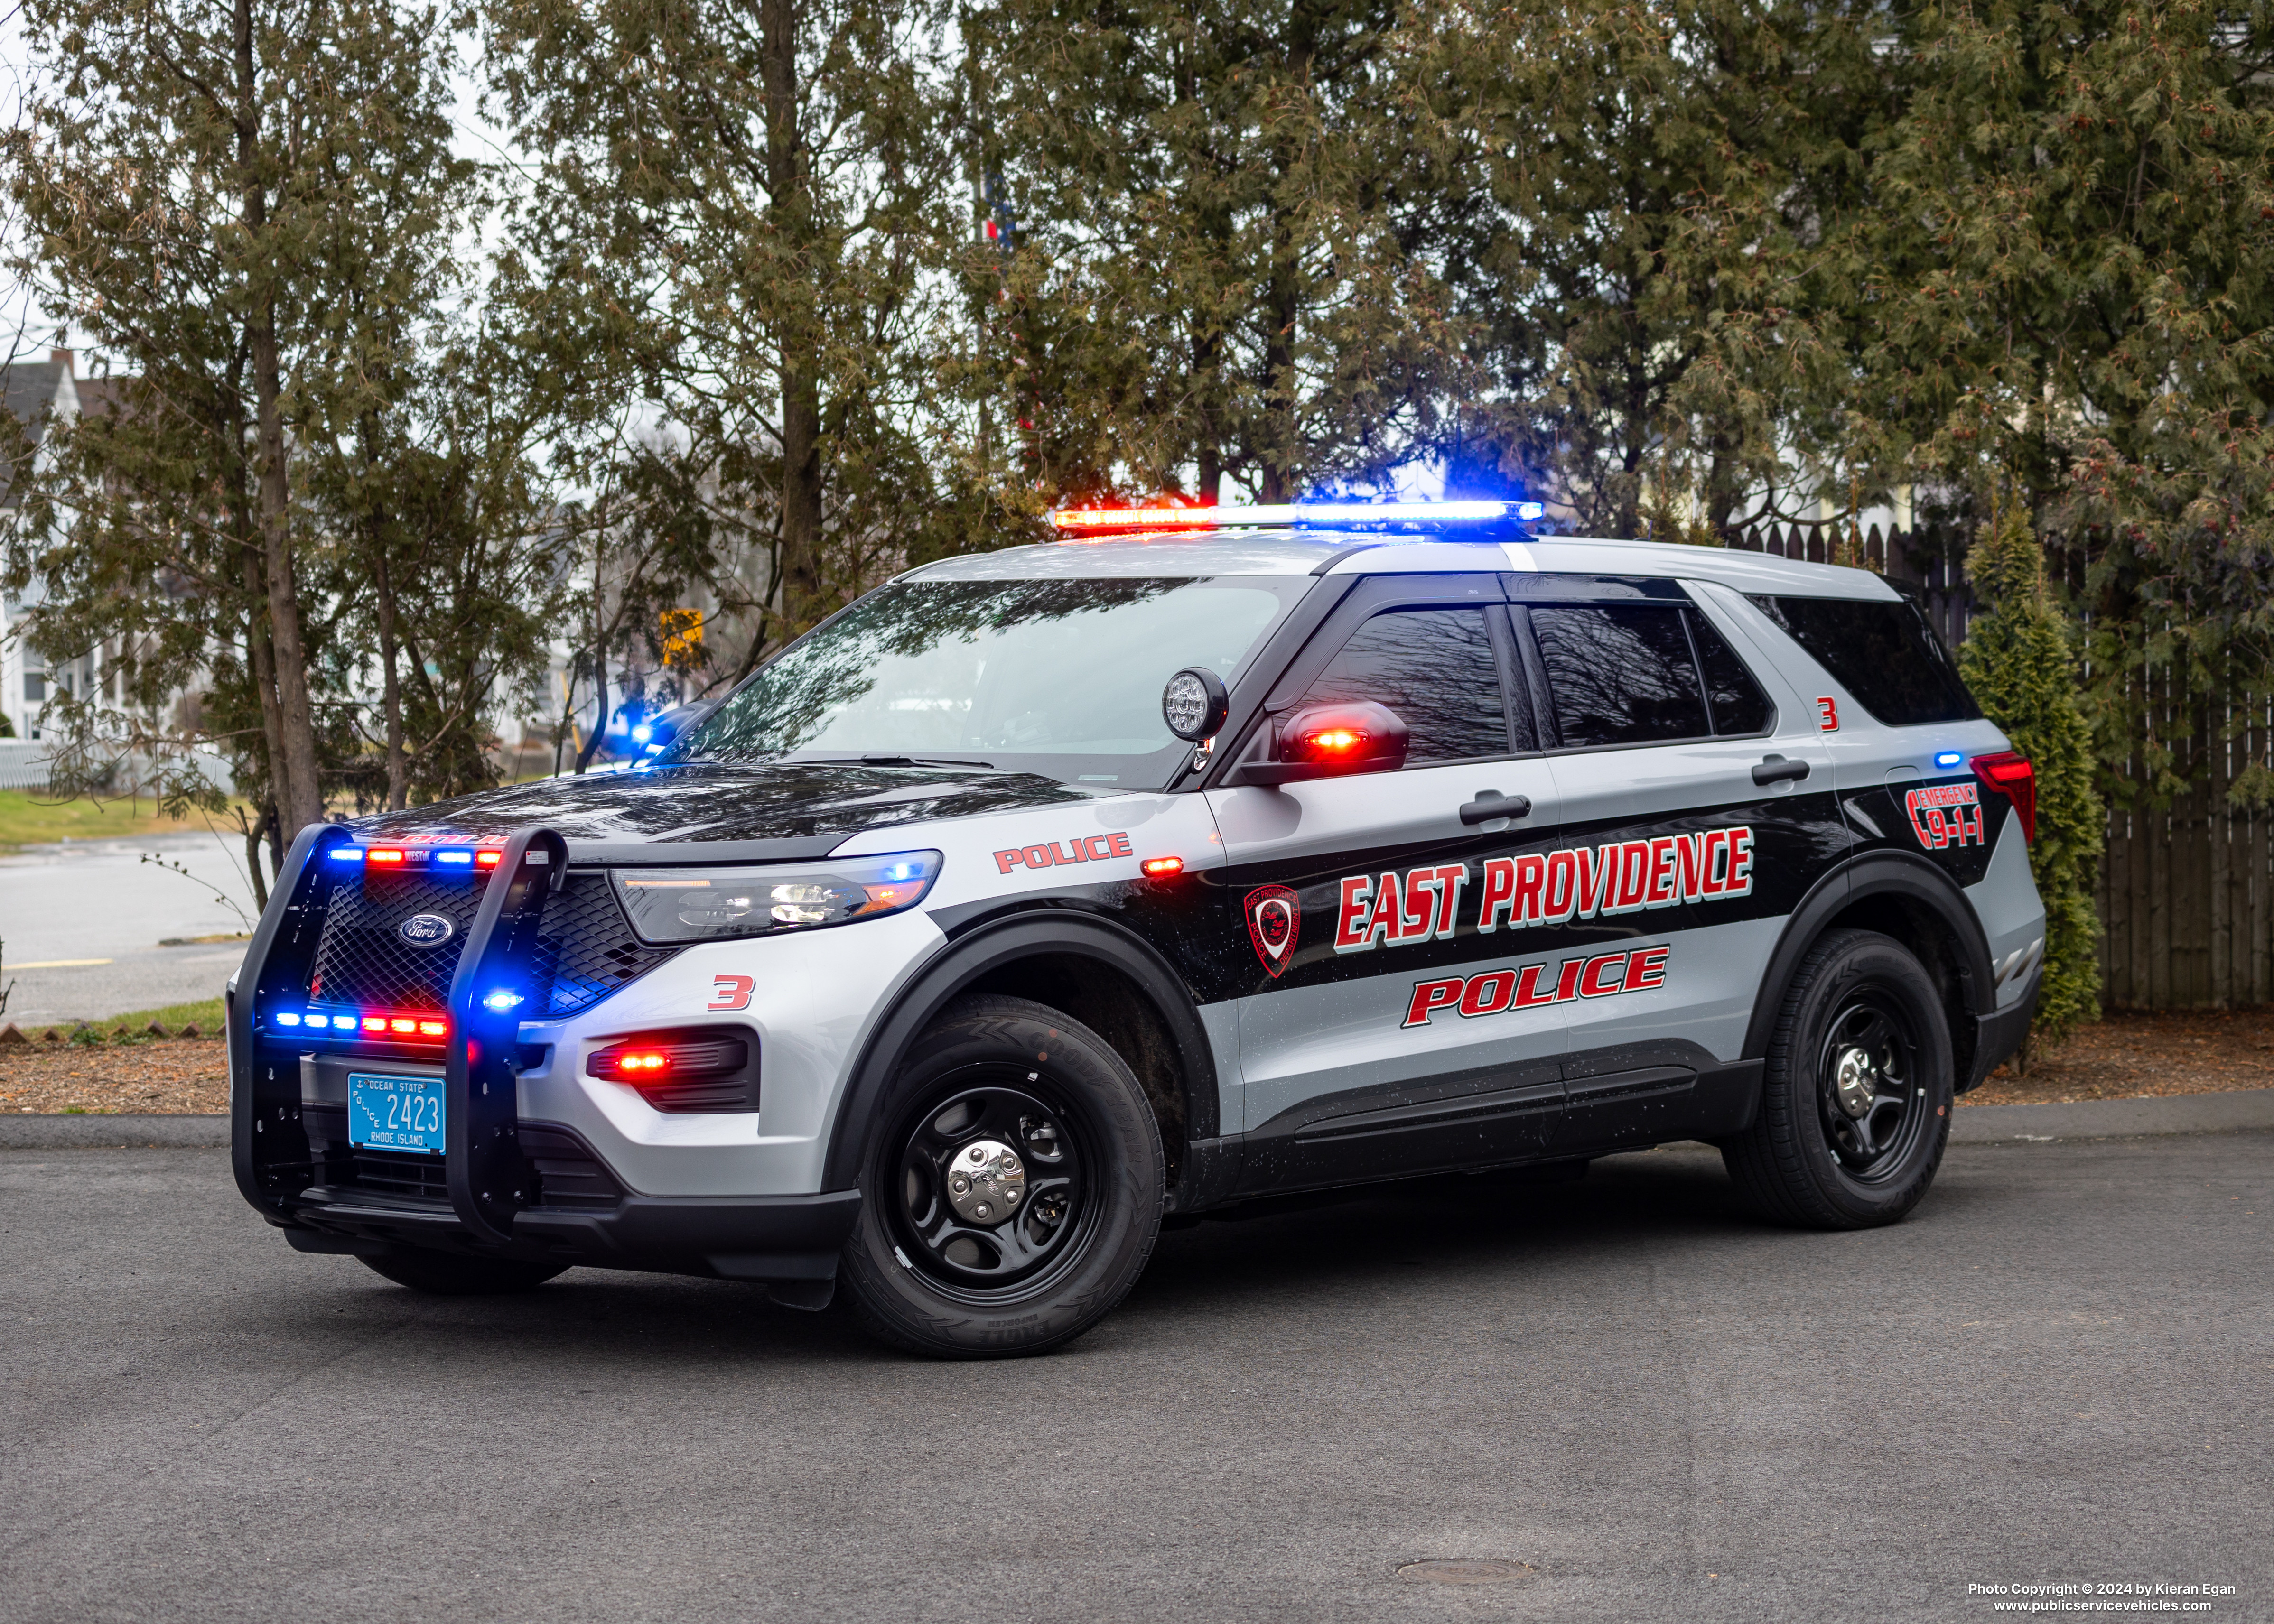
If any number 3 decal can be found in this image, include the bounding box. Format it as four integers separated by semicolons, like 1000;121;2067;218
1815;696;1840;732
709;974;755;1012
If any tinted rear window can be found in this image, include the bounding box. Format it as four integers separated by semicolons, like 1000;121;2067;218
1529;604;1709;746
1749;595;1980;727
1688;612;1773;735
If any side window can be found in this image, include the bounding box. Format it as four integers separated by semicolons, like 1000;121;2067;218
1294;607;1512;762
1749;594;1981;726
1686;610;1772;735
1529;604;1709;747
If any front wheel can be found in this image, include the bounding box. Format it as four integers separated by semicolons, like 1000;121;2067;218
839;994;1164;1357
1721;928;1954;1229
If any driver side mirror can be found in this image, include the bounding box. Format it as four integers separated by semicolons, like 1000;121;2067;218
1223;701;1411;787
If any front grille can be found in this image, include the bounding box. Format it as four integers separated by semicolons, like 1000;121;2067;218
351;1149;448;1201
308;868;678;1018
314;1126;625;1210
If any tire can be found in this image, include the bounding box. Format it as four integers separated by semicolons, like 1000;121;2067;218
839;994;1164;1358
358;1247;568;1295
1721;928;1954;1229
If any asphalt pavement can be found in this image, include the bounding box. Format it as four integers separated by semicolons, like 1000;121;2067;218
0;832;259;1024
2;1130;2268;1623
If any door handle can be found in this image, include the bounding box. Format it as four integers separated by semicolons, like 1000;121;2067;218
1752;754;1810;786
1460;791;1532;825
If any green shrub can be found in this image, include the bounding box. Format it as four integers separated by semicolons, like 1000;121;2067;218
1958;503;2104;1043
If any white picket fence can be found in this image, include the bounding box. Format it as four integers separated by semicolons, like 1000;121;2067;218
0;740;236;795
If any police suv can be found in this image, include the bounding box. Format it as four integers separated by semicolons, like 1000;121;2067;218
228;501;2046;1356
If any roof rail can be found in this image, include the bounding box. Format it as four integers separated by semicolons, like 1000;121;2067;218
1047;499;1544;538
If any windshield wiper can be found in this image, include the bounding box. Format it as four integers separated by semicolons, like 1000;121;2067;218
800;754;1000;771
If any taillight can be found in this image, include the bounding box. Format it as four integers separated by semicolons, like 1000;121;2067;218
1971;752;2036;843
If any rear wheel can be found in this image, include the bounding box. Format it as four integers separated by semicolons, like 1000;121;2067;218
358;1248;568;1295
1721;928;1954;1229
839;994;1163;1358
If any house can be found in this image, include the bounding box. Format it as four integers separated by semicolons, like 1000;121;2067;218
0;347;111;742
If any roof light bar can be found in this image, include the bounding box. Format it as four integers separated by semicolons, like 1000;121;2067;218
1047;499;1544;537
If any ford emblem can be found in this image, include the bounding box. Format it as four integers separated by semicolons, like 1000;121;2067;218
398;913;457;948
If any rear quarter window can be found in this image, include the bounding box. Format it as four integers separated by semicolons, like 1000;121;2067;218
1749;594;1980;727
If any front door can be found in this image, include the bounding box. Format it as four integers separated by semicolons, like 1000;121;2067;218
1206;576;1570;1192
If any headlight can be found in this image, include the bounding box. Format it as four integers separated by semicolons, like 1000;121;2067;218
612;851;943;943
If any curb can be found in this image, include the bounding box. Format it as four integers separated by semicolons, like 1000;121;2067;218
1951;1087;2274;1144
0;1114;230;1149
1;1090;2268;1153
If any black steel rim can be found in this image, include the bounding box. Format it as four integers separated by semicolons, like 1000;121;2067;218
883;1066;1099;1301
1816;990;1929;1182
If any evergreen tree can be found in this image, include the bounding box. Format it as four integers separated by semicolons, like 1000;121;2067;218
1814;0;2274;795
488;0;976;653
969;0;1477;502
1960;501;2105;1041
3;0;488;833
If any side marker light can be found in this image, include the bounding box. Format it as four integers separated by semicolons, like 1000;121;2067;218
1141;856;1184;878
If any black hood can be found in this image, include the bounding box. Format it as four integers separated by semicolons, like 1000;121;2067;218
354;762;1101;863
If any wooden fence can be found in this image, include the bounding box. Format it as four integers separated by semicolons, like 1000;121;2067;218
1721;519;2264;1009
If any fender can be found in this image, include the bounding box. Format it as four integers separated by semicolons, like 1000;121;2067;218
819;908;1226;1204
1742;849;1996;1064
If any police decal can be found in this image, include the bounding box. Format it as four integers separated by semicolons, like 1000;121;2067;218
1334;828;1753;955
1402;945;1672;1028
1243;885;1302;977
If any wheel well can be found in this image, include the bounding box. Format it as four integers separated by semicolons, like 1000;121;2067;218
964;953;1188;1184
1824;892;1980;1086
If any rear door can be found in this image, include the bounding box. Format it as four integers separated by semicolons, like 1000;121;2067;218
1509;573;1848;1153
1205;574;1568;1191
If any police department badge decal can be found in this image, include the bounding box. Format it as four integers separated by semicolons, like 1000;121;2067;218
1243;885;1301;978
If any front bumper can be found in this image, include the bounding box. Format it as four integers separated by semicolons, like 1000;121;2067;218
230;824;876;1304
274;1156;861;1307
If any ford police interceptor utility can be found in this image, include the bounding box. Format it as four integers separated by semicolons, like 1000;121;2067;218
227;500;2045;1356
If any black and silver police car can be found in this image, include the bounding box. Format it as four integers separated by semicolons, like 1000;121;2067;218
228;500;2045;1356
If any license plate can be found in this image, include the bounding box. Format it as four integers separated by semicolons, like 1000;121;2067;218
347;1072;447;1154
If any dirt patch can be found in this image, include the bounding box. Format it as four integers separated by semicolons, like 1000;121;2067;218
0;1039;228;1114
1964;1007;2274;1107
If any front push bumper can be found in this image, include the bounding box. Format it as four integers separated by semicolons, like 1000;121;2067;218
274;1177;862;1309
231;823;862;1309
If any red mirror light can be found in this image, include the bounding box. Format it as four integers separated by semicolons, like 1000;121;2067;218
1281;702;1411;776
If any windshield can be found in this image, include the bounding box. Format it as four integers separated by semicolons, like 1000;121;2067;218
667;575;1308;786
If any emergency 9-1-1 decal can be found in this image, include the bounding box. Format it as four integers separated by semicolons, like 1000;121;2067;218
1905;782;1984;849
1402;945;1671;1028
1334;829;1753;955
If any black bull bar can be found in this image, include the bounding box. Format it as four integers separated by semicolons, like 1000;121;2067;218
226;824;859;1306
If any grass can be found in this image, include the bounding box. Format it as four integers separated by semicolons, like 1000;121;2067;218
3;995;228;1038
0;788;231;856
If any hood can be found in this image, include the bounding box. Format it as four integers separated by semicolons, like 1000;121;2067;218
354;762;1101;863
